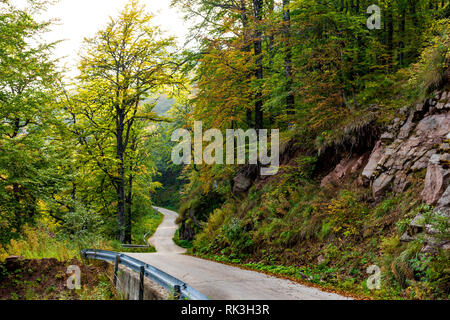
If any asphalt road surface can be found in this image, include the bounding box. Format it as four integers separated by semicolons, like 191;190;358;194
127;206;350;300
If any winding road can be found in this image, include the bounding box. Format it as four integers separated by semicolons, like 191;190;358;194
127;206;350;300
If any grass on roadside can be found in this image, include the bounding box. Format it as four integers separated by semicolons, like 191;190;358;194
131;208;163;245
173;228;193;249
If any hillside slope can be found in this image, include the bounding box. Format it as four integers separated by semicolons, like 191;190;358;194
181;85;450;300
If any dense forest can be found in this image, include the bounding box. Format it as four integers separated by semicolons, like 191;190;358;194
0;0;449;300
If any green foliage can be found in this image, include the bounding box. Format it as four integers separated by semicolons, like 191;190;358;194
0;224;80;262
221;218;254;254
422;206;450;242
405;19;450;101
131;208;163;245
66;1;181;242
61;203;106;251
173;228;193;249
374;197;398;218
325;190;368;238
191;160;448;299
0;0;69;245
1;0;449;301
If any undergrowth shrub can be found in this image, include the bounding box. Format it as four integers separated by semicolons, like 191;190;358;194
405;19;450;101
325;190;368;238
62;203;106;251
0;224;79;261
131;208;163;245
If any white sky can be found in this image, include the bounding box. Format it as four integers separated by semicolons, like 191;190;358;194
11;0;188;78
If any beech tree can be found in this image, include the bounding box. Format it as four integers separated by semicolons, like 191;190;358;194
0;1;67;244
73;1;180;242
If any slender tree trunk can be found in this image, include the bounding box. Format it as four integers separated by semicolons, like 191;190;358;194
125;171;133;244
253;0;264;130
124;137;137;244
283;0;295;116
399;6;406;67
240;0;253;128
386;4;394;70
116;107;126;243
267;0;275;125
409;0;418;27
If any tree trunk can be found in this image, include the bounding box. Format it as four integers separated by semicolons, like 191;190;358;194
386;5;394;70
124;138;137;244
283;0;295;116
240;0;254;129
253;0;264;130
399;6;406;67
125;171;133;244
409;0;418;27
116;108;126;243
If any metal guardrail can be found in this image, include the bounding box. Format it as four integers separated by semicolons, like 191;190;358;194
121;230;153;249
81;249;209;300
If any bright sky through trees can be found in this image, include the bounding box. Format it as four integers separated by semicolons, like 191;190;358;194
10;0;187;77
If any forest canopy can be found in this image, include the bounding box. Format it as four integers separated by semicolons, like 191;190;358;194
0;2;449;302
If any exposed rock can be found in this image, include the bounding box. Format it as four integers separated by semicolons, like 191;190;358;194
415;113;449;139
393;172;411;193
421;245;438;254
408;214;426;236
401;215;425;243
362;140;384;181
380;132;395;143
421;154;450;205
435;91;442;100
400;232;416;242
179;208;199;241
424;234;449;247
421;233;450;254
410;150;436;171
362;112;450;200
359;93;450;254
435;184;450;215
425;224;440;235
399;106;409;115
377;148;396;170
372;173;393;198
233;174;253;193
233;164;259;194
416;103;425;112
410;214;426;228
398;111;416;140
320;154;367;188
319;91;450;253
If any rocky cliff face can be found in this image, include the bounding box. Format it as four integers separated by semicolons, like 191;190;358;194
322;90;450;253
362;94;449;200
363;91;450;253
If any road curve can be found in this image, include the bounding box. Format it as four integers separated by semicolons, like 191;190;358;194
148;207;187;254
128;206;350;300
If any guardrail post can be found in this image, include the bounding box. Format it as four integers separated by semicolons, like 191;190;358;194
81;249;210;300
139;266;145;300
114;254;120;286
174;285;181;300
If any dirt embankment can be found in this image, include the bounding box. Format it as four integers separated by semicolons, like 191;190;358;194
0;257;115;300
